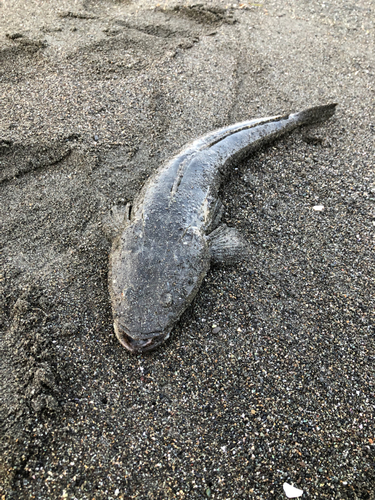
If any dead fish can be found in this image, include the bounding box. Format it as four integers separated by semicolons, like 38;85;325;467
109;103;337;353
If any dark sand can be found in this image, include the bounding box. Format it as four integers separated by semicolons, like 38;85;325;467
0;1;374;499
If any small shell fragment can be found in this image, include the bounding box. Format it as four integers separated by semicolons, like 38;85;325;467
312;205;324;211
283;482;303;498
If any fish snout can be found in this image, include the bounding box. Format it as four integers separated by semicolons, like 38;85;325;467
114;321;167;353
118;333;154;353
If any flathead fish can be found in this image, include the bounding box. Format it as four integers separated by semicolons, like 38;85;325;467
109;103;337;352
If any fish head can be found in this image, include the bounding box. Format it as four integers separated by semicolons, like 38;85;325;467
109;221;210;353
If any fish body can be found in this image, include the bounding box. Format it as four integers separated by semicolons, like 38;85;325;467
109;103;337;352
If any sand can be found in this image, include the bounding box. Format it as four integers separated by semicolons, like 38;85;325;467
0;0;374;498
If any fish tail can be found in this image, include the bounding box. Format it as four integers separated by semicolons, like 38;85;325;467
291;103;338;125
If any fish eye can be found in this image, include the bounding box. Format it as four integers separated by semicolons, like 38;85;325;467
162;293;173;307
121;287;137;304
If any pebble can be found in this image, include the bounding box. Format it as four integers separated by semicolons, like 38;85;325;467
283;482;304;498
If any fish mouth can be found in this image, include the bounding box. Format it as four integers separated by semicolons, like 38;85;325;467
114;322;169;353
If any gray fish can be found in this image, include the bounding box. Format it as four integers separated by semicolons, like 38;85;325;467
109;103;337;353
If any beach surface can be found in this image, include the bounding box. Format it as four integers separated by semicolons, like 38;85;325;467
0;1;374;498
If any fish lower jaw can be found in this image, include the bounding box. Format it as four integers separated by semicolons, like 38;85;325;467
114;323;169;353
119;335;153;353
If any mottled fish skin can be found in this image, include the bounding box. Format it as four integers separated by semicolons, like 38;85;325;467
109;103;337;353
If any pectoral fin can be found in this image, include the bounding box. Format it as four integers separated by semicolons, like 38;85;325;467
207;224;249;264
102;203;132;240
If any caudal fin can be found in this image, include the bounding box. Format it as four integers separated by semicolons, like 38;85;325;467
292;103;338;125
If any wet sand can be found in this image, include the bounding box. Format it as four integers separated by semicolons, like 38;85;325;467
1;1;374;498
